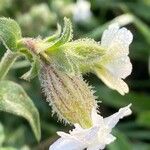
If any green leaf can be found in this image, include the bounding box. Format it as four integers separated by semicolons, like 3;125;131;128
133;16;150;45
94;85;150;113
0;123;5;146
0;50;19;80
137;111;150;127
0;81;41;141
47;17;73;51
125;130;150;140
44;23;62;42
0;148;17;150
21;56;41;81
0;17;22;50
133;143;150;150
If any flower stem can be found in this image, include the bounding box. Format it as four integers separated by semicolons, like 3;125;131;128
0;50;19;80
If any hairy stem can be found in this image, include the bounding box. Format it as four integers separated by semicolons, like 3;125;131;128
0;50;19;80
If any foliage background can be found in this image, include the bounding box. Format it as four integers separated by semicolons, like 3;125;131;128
0;0;150;150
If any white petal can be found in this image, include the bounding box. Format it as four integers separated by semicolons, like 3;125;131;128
113;27;133;46
104;56;132;79
87;144;105;150
70;124;90;137
105;134;116;144
72;126;99;144
49;137;85;150
83;126;99;142
74;123;83;130
58;126;97;144
58;124;86;139
91;108;104;126
101;25;133;56
94;67;129;95
101;24;120;49
104;104;132;129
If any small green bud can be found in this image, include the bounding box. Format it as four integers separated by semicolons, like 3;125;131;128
42;19;105;75
40;63;97;128
54;38;105;74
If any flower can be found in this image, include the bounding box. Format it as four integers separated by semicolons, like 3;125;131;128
73;0;92;22
94;24;133;95
49;104;132;150
57;23;133;95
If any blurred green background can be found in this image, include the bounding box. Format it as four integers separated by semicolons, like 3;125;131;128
0;0;150;150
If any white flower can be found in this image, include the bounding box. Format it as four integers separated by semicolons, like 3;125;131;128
73;0;92;22
94;24;133;95
49;104;132;150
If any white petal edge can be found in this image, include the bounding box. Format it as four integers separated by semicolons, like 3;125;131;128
101;24;120;49
49;137;85;150
94;67;129;95
91;108;104;126
104;104;132;129
101;24;133;56
87;144;105;150
104;56;132;79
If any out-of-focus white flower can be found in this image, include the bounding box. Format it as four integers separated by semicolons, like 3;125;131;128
94;24;133;95
49;104;132;150
73;0;92;22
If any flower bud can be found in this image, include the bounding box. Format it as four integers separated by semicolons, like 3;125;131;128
39;63;97;128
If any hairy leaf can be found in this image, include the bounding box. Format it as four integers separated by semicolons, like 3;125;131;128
0;81;41;141
44;23;62;42
50;38;105;75
0;17;22;50
0;50;19;80
47;17;73;51
21;56;41;81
